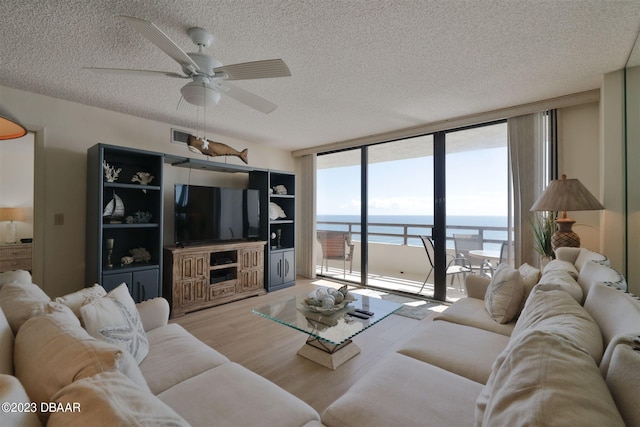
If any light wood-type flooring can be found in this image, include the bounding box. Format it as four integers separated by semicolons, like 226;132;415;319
172;276;439;415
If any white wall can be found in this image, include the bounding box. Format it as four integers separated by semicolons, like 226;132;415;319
0;133;34;243
1;85;295;297
557;101;602;251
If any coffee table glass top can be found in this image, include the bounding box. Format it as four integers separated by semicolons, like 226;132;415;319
252;292;402;346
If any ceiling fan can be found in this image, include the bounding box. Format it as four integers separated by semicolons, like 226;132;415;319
84;16;291;114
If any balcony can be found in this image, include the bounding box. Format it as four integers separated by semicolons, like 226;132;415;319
316;220;511;302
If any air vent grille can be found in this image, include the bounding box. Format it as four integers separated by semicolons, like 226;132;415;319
171;128;191;145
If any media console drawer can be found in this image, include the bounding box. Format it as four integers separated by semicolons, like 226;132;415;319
164;241;267;317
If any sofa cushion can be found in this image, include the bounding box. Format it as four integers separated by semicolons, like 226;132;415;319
80;283;149;364
542;259;579;279
605;335;640;427
0;269;32;288
512;288;603;364
574;247;608;270
139;323;229;395
584;283;640;347
484;264;523;324
578;260;627;299
48;371;188;427
322;352;482;427
434;298;515;336
534;269;583;303
0;374;42;427
0;282;51;334
0;307;13;375
397;319;509;384
14;312;149;422
476;331;624;426
159;362;322;427
55;284;106;318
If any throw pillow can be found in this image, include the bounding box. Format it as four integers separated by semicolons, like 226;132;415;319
0;374;41;427
14;312;150;423
55;284;107;318
484;264;524;324
605;336;640;426
80;283;149;364
477;331;624;426
48;371;189;427
0;282;51;334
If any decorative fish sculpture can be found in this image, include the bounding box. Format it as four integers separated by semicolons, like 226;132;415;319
187;134;248;164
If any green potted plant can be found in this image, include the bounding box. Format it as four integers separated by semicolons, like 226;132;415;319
529;211;556;262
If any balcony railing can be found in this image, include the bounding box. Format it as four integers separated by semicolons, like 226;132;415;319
317;220;509;250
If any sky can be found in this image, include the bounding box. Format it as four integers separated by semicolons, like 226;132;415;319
317;137;509;217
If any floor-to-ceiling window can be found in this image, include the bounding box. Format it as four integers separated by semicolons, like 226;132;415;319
316;150;362;283
316;120;512;301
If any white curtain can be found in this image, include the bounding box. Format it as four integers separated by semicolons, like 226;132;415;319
296;154;317;278
508;112;546;267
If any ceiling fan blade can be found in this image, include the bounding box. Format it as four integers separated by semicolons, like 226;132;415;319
216;83;277;114
83;67;188;79
122;15;200;71
214;59;291;80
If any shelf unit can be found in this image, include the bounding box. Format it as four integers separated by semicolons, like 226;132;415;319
249;170;296;291
163;241;266;317
86;144;164;302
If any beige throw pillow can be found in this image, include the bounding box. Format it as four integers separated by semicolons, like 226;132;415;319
0;374;42;427
48;371;189;427
484;264;524;324
80;283;149;364
478;331;624;426
543;259;579;279
0;282;51;334
517;262;540;310
55;284;106;318
14;313;149;423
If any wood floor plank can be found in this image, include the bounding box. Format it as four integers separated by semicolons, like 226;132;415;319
172;277;436;414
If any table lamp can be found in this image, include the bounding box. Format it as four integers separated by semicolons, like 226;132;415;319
0;208;26;243
530;175;604;250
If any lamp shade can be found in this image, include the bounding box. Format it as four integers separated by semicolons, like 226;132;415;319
530;175;604;212
530;175;604;250
0;104;27;140
0;207;25;222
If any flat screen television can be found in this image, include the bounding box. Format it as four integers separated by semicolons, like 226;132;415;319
174;184;260;245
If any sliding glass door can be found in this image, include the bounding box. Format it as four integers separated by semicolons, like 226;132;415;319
315;120;512;302
366;136;435;298
316;150;362;283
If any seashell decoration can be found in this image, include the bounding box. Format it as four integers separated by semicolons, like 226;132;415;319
272;184;287;195
130;247;151;263
132;171;154;185
121;256;134;265
303;285;354;311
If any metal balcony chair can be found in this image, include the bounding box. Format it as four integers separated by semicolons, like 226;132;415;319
453;233;490;277
317;230;355;278
420;236;471;293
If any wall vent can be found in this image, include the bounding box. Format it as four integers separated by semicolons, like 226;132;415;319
171;128;192;145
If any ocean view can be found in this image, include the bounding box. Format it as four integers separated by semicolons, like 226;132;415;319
317;214;509;250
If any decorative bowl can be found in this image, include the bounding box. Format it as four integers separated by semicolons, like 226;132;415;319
301;294;356;313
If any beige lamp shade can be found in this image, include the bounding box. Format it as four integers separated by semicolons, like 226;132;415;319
530;175;604;249
0;104;27;140
0;208;25;222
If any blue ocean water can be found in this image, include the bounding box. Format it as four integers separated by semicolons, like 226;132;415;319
317;214;509;250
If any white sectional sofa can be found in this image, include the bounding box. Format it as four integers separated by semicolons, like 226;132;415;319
0;272;322;427
322;248;640;426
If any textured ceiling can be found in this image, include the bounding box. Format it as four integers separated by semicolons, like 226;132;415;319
1;0;639;151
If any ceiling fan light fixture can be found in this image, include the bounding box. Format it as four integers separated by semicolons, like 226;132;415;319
180;81;221;107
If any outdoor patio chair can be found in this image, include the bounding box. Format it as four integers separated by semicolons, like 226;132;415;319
317;230;355;278
453;233;490;277
420;236;471;293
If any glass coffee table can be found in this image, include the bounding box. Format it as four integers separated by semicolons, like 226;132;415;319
252;291;402;369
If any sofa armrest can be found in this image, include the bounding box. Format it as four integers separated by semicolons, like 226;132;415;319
136;297;170;332
465;275;491;299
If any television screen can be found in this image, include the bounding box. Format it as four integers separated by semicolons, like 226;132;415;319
174;184;260;245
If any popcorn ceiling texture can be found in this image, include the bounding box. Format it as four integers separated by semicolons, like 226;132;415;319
1;0;639;150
